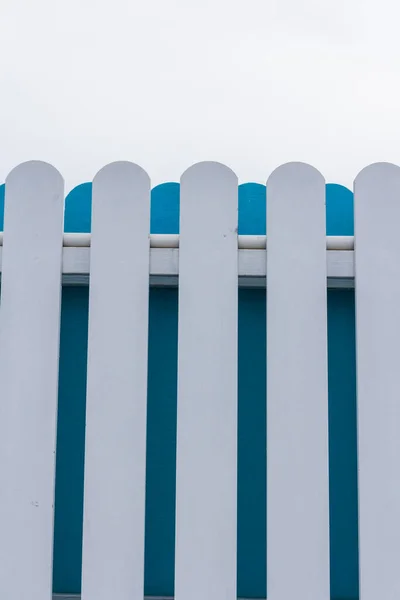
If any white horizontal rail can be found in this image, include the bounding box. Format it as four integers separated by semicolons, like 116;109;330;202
0;232;354;250
0;247;354;288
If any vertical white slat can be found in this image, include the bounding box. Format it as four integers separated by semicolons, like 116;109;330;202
81;162;150;600
266;163;330;600
175;162;238;600
354;162;400;600
0;161;64;599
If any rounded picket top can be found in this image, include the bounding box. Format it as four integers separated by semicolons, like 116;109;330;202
92;162;151;232
181;161;237;187
267;161;325;191
5;160;64;199
3;161;65;238
180;162;238;229
355;161;400;183
91;161;151;254
354;163;400;240
354;162;400;201
267;162;325;237
354;162;400;215
93;161;150;194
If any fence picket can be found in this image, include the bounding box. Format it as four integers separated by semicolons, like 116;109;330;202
354;163;400;600
174;162;238;600
81;162;151;600
266;163;330;600
0;161;64;600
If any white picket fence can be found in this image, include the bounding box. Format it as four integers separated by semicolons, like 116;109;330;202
0;160;398;600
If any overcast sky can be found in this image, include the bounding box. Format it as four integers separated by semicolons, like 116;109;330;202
1;0;400;191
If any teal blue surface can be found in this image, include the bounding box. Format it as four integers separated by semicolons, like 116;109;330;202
53;287;88;590
63;183;92;233
0;184;4;230
0;180;358;599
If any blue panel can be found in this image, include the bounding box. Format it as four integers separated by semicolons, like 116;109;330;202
328;290;358;599
145;183;179;596
64;183;92;233
151;183;180;234
53;287;88;592
325;184;358;600
0;184;4;230
238;183;266;235
326;184;354;235
144;289;179;596
237;288;266;598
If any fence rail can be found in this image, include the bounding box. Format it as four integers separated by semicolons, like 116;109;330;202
0;245;354;287
0;231;356;249
0;159;399;599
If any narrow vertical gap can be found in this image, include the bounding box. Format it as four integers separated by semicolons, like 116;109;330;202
237;288;267;598
327;290;359;600
53;287;89;594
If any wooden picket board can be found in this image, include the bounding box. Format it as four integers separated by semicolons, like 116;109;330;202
354;163;400;600
174;162;238;600
0;162;64;600
81;162;151;600
266;163;330;600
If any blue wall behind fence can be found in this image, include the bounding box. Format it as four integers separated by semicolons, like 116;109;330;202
0;180;358;599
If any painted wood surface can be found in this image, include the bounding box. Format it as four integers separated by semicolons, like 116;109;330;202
266;163;330;600
174;162;238;600
0;162;64;599
354;163;400;600
0;160;378;599
81;163;151;600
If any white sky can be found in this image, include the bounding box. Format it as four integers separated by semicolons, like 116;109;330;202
1;0;400;191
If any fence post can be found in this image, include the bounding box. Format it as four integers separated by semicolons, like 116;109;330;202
266;162;330;600
81;162;151;600
354;162;400;600
174;162;238;600
0;161;64;600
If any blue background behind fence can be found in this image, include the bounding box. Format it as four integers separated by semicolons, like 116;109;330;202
0;180;358;599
